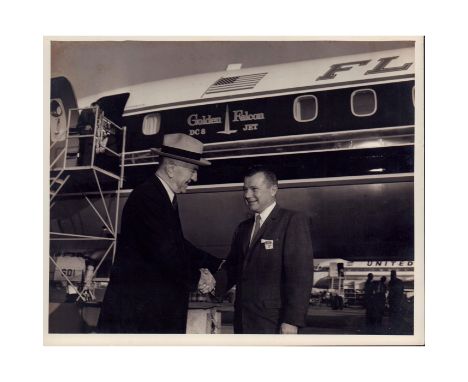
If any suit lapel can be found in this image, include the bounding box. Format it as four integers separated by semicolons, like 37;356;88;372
249;205;281;251
243;205;282;269
241;219;253;256
152;176;173;207
152;177;179;215
152;176;182;233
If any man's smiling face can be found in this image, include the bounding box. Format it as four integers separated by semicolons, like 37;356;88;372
243;172;277;213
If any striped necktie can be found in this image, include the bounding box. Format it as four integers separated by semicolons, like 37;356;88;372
250;214;262;246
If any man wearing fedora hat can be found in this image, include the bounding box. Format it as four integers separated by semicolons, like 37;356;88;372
98;134;222;333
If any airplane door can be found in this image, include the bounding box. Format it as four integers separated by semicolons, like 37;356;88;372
50;77;78;168
50;98;67;143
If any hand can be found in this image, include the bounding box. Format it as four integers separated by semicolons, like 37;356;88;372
198;268;216;294
280;323;298;335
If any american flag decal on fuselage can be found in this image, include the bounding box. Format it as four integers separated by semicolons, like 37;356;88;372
204;72;267;95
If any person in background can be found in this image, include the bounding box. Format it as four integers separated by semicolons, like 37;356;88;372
388;270;405;332
77;102;98;166
98;134;222;333
214;166;314;334
374;276;388;328
364;273;375;328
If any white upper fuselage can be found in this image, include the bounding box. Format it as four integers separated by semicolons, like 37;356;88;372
78;48;415;115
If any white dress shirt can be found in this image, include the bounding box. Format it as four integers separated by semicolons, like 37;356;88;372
250;201;276;242
156;175;175;204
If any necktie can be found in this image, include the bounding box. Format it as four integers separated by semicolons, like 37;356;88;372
172;195;178;211
172;195;182;231
250;214;261;246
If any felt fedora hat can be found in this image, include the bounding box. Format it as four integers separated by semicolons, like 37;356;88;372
150;133;211;166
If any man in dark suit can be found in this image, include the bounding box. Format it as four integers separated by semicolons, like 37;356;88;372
98;134;221;333
388;270;405;332
215;166;314;334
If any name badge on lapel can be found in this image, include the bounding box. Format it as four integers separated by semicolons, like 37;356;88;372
260;239;274;250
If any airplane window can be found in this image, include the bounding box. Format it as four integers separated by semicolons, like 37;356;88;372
351;89;377;117
293;95;318;122
50;98;67;142
142;113;161;135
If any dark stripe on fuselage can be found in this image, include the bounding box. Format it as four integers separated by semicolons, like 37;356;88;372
122;145;414;189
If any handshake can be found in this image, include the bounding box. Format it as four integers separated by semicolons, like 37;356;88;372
198;268;216;294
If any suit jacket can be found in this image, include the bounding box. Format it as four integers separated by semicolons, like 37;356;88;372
97;176;221;333
216;205;314;334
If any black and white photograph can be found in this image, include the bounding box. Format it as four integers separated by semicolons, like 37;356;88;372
45;37;424;345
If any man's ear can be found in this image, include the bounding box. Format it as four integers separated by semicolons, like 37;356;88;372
166;163;175;179
271;184;278;197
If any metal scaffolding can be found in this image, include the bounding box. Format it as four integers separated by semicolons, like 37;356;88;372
49;106;126;302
